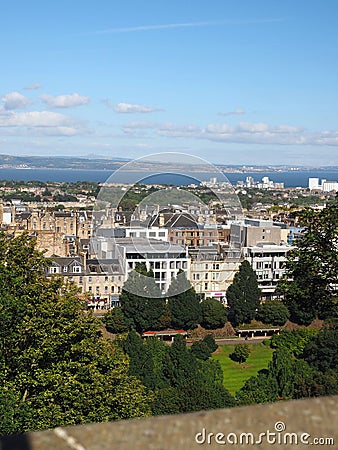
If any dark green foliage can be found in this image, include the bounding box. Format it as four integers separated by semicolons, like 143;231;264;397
302;326;338;373
256;301;290;325
237;326;338;405
203;334;218;353
236;370;279;405
230;344;251;363
120;263;165;333
0;233;151;434
270;329;318;357
278;198;338;324
269;348;294;398
157;336;234;414
226;260;261;326
163;335;199;387
121;330;158;390
103;307;131;333
200;298;227;329
191;341;213;360
191;335;218;361
167;272;201;330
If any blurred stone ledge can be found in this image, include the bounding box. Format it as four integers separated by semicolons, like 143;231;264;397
1;396;337;450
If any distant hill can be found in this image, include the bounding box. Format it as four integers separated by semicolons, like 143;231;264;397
0;154;336;172
0;154;128;170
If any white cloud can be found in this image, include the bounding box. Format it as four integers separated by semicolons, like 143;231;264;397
0;110;88;136
121;119;338;146
23;83;41;90
40;93;89;108
1;92;31;110
104;100;163;114
218;109;246;116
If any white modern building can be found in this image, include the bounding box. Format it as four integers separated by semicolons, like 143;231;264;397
243;243;292;300
91;236;189;294
308;177;338;192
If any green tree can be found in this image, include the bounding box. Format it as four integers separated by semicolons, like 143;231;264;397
167;271;201;330
230;343;251;363
203;334;218;353
200;298;228;329
270;329;318;357
256;301;290;325
302;326;338;373
121;330;158;390
0;233;151;434
278;197;338;324
103;306;131;333
269;347;294;398
226;260;261;326
120;263;165;333
236;370;279;405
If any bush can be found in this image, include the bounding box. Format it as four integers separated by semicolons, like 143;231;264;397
200;298;227;329
230;344;251;363
256;301;290;326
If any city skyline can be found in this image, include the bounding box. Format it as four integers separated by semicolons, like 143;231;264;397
1;1;338;165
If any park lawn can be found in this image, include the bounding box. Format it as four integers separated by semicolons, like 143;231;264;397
212;343;274;395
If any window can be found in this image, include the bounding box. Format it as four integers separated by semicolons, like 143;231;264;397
212;263;220;270
63;266;68;273
111;286;115;292
88;286;92;292
49;267;59;274
149;232;156;237
73;266;81;273
88;276;92;283
205;273;208;279
105;276;109;282
155;262;161;269
204;282;208;290
159;232;165;237
79;277;83;284
105;286;108;292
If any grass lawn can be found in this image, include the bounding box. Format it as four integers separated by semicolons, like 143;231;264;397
212;343;274;395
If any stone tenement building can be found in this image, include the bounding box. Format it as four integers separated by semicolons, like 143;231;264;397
1;207;93;257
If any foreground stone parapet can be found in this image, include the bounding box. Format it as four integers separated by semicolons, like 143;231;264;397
1;396;337;450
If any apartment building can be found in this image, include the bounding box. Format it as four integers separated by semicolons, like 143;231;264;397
91;236;190;294
243;243;292;300
46;256;124;307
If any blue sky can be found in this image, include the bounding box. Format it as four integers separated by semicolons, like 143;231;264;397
0;0;338;165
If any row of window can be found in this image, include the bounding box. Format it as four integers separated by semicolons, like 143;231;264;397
192;272;220;281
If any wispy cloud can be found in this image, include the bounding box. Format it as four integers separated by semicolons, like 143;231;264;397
94;18;285;34
23;83;41;90
103;100;164;114
121;120;338;146
218;109;246;117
